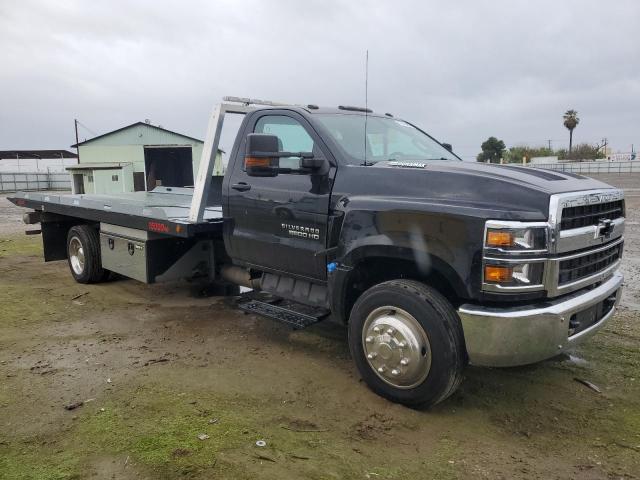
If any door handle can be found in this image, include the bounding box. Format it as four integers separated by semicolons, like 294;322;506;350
231;182;251;192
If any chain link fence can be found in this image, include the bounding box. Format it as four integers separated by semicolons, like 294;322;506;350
0;172;71;193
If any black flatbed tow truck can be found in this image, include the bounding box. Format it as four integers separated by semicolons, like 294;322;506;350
9;96;625;406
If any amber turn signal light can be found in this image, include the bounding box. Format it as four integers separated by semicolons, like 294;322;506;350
486;229;515;247
244;156;272;168
484;265;513;283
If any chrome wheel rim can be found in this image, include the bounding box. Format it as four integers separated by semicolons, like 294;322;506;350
362;306;431;389
68;236;85;275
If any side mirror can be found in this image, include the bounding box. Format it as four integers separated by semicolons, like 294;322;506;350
245;133;280;177
442;143;453;152
245;133;324;176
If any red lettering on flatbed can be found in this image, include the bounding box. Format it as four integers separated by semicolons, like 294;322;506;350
148;221;170;233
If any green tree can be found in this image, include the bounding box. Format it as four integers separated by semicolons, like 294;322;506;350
556;143;601;161
563;109;580;153
477;137;506;163
505;145;554;164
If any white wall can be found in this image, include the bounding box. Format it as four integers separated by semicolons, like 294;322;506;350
0;157;77;173
530;156;559;164
79;144;145;172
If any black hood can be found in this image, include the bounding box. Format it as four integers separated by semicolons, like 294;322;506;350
380;160;612;195
332;160;618;221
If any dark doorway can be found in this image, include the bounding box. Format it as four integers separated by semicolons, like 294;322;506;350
133;172;146;192
144;146;194;191
72;173;85;194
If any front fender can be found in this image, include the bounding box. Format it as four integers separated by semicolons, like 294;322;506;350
327;203;486;323
336;206;483;291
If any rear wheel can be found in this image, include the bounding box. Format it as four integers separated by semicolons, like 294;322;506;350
348;279;466;407
66;225;109;284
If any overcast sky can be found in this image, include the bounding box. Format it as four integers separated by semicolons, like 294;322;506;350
1;0;638;160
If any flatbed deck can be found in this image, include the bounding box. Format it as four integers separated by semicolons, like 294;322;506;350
8;187;224;238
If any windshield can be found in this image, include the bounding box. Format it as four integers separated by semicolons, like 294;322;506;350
314;113;459;165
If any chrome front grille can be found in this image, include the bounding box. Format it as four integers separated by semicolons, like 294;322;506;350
545;237;623;296
545;189;626;296
550;189;625;254
560;200;624;230
558;241;622;285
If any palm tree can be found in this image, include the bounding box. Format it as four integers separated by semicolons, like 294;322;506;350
563;109;580;154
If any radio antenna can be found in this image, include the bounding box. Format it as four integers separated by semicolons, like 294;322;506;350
363;50;369;166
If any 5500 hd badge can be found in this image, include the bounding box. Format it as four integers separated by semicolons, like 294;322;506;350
281;223;320;240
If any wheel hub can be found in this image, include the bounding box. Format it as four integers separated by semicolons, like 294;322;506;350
362;306;431;389
68;236;85;275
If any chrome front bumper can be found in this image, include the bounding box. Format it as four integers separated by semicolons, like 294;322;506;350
458;271;623;367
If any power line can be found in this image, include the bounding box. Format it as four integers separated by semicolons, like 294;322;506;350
75;120;98;137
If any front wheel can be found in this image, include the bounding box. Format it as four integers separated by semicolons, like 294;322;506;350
348;279;466;407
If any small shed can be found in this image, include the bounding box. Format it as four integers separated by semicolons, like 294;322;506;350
70;122;222;194
66;162;134;194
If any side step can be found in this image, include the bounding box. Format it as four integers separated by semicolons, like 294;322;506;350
235;292;330;330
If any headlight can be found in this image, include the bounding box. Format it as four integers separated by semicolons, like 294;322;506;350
484;262;544;288
484;221;548;252
482;220;549;293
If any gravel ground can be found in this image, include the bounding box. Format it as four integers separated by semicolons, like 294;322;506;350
0;192;30;235
0;191;69;235
0;176;639;479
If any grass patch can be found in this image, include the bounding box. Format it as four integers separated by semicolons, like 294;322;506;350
75;387;252;475
0;381;468;479
0;235;41;258
0;447;79;480
0;234;59;329
0;282;68;328
0;385;257;480
0;234;115;330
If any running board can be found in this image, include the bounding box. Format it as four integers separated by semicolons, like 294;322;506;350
236;293;330;329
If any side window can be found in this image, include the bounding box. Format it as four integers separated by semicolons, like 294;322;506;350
254;115;314;169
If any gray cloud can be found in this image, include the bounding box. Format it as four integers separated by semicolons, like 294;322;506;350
1;0;638;159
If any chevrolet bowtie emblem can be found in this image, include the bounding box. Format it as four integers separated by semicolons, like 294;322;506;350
595;218;614;238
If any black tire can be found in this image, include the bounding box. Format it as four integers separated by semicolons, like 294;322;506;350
66;225;108;284
348;279;466;408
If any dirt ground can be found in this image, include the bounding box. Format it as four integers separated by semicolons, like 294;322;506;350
1;176;639;480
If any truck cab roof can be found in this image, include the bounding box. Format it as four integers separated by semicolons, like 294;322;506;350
256;104;393;118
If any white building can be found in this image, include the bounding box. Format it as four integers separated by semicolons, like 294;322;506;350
608;152;637;162
69;122;222;194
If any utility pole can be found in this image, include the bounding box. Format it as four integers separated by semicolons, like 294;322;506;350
548;139;552;151
74;119;80;164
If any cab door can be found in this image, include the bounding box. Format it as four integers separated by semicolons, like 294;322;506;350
225;110;335;280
